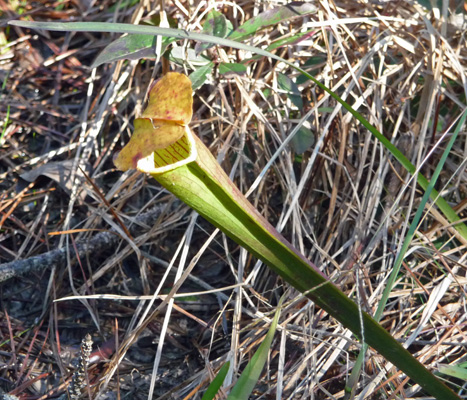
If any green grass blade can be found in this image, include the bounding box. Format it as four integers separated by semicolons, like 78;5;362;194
227;299;283;399
0;104;10;146
201;361;230;400
439;363;467;381
91;34;161;68
227;2;317;42
345;109;467;398
375;109;467;321
8;20;467;241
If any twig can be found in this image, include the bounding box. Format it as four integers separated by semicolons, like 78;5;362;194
0;206;165;283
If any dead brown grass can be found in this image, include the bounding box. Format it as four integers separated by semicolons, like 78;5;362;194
0;0;466;399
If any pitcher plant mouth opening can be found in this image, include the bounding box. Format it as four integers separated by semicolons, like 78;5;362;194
134;125;197;174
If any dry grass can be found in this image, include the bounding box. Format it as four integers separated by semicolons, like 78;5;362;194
0;0;466;399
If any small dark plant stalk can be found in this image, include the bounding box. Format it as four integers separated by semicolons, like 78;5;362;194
67;334;93;400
